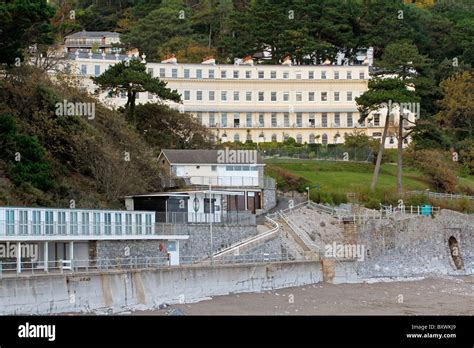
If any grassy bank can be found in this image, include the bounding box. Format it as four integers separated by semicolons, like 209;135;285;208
265;159;430;193
265;158;474;212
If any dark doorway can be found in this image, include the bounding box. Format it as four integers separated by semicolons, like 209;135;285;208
448;236;464;270
247;193;256;214
255;192;262;210
227;194;245;211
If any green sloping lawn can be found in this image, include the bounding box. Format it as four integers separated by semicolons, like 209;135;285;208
265;159;430;193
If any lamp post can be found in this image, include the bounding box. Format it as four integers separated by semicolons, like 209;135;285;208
209;183;213;265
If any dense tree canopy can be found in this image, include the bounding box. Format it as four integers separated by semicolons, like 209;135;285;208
436;71;473;143
0;0;55;65
67;0;472;64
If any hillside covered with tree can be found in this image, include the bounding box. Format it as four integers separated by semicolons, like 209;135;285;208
0;65;210;208
64;0;473;149
0;0;473;206
0;1;213;208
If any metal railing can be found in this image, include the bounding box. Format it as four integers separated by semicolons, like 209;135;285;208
213;214;280;258
65;39;114;46
307;201;338;215
277;210;323;252
380;204;440;216
0;252;308;278
155;211;256;225
406;191;474;201
0;220;154;238
184;175;276;189
279;200;310;215
0;257;171;276
208;251;294;264
0;214;255;239
337;205;441;224
262;147;374;162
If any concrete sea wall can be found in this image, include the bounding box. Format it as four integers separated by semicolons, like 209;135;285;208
0;260;356;315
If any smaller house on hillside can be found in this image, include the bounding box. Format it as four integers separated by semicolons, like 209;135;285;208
64;31;121;54
156;149;276;214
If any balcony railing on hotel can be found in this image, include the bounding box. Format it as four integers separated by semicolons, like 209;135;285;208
214;123;369;129
65;39;112;46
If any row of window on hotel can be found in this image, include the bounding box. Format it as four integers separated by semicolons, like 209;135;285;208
182;90;356;102
3;210;154;235
117;90;356;102
217;133;406;144
81;64;365;80
220;133;339;144
195;112;382;128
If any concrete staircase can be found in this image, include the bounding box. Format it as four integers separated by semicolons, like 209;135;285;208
277;217;309;259
276;211;322;260
212;215;280;259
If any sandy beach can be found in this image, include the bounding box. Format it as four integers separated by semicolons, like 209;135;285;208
134;275;474;315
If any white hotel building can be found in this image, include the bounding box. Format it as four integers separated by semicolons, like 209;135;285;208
65;52;413;148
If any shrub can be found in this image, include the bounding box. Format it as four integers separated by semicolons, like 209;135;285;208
429;197;473;214
266;165;310;192
332;192;348;205
382;149;398;163
311;191;333;205
365;197;381;210
404;194;429;207
405;149;457;193
458;184;474;196
310;191;348;206
459;146;474;175
0;114;54;191
354;187;399;209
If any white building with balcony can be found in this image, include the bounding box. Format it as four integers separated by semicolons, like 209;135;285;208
64;52;415;148
153;149;276;214
0;206;188;274
64;31;121;54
